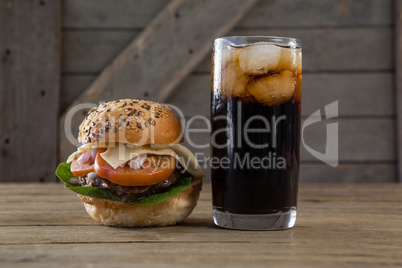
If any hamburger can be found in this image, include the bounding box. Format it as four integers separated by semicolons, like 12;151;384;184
56;99;205;227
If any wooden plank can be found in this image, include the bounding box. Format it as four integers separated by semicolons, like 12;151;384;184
302;118;395;162
58;0;259;162
240;0;393;27
60;75;96;113
62;30;141;73
64;28;393;74
62;0;392;29
1;190;400;225
1;183;402;268
0;184;402;268
0;0;60;182
167;73;394;118
396;0;402;182
1;242;402;267
300;163;396;183
1;185;402;242
63;0;170;29
195;28;393;72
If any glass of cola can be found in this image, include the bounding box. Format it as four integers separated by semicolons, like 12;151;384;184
211;36;302;230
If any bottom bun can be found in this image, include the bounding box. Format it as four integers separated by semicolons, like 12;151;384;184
78;181;202;227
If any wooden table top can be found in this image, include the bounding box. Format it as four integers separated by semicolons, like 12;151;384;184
0;183;401;267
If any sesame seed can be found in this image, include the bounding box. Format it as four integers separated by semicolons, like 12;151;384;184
141;103;151;110
107;108;111;112
137;123;142;129
126;121;130;126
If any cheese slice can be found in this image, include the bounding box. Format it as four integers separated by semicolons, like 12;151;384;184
66;142;145;163
67;143;205;179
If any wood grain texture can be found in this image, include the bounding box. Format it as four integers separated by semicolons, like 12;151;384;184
60;75;96;113
63;0;169;29
395;0;402;182
58;0;259;162
302;118;395;162
167;73;394;118
63;28;393;74
62;30;140;73
240;0;393;27
195;28;393;72
0;183;401;267
300;163;396;183
62;0;392;29
0;0;60;182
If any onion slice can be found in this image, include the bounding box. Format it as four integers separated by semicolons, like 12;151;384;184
90;148;98;162
128;154;147;170
77;151;91;164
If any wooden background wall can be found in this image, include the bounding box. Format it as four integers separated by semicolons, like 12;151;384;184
60;0;397;183
1;0;397;182
169;0;396;182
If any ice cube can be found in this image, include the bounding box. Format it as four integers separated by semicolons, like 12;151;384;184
276;47;302;73
248;70;296;106
222;62;249;97
222;47;242;66
239;43;281;75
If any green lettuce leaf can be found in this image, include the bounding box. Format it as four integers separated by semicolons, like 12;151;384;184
55;163;192;205
132;177;192;205
56;163;121;201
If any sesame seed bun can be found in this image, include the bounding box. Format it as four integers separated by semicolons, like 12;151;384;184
78;99;183;145
78;180;202;227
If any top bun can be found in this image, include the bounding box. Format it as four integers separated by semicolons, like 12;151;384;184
78;99;183;145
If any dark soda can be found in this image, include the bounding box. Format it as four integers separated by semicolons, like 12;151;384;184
211;37;301;217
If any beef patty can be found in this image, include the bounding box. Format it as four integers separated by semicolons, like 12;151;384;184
78;170;183;202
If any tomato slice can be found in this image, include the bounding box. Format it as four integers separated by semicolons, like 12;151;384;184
94;150;175;186
71;158;95;177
